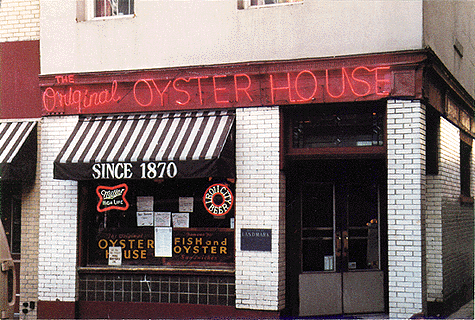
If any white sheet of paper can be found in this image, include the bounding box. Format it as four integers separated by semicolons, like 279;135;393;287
108;247;122;266
172;212;189;228
154;227;172;257
137;212;154;226
154;212;171;227
179;197;194;212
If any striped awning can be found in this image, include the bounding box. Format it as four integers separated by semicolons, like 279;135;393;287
54;110;235;180
0;120;37;181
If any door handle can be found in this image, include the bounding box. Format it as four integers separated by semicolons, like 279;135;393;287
342;230;349;255
335;232;342;257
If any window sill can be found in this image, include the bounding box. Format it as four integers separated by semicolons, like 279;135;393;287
286;145;386;158
78;265;235;275
79;14;135;22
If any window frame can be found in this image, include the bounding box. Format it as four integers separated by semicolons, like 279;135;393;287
94;0;134;18
78;0;135;21
78;179;236;269
285;102;387;158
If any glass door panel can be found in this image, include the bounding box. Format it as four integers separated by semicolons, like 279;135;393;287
345;183;380;271
301;183;335;272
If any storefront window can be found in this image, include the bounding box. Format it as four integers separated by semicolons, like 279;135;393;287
80;178;235;268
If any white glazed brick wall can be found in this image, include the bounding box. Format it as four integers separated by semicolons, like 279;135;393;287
235;106;285;311
426;172;443;301
439;118;474;304
425;118;459;303
0;0;39;42
387;100;425;319
38;116;79;302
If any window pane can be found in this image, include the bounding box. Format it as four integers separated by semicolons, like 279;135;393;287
301;183;335;272
80;179;235;267
95;0;134;17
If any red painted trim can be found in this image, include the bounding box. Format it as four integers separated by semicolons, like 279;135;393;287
0;40;41;119
37;300;76;320
287;146;386;157
76;301;280;319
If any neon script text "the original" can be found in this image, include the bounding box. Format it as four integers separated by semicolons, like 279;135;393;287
43;80;121;113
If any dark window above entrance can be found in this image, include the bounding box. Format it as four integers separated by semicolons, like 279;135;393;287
290;104;384;150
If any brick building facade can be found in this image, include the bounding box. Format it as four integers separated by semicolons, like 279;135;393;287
0;1;473;319
32;50;474;319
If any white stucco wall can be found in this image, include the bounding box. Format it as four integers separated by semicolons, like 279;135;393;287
40;0;423;74
423;0;475;98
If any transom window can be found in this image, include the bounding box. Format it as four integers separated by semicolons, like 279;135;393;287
95;0;134;17
289;103;385;150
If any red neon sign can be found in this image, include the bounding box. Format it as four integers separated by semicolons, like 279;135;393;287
43;80;121;113
269;66;390;103
41;65;392;115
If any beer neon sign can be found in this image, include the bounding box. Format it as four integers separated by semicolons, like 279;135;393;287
96;183;130;212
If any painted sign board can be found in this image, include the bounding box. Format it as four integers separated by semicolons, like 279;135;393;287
93;228;234;266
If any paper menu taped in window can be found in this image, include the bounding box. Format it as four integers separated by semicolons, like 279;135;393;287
154;227;172;257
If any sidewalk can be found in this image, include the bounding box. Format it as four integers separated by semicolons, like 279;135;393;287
446;300;474;319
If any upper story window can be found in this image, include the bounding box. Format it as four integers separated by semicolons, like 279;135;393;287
95;0;134;17
250;0;301;5
238;0;302;9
